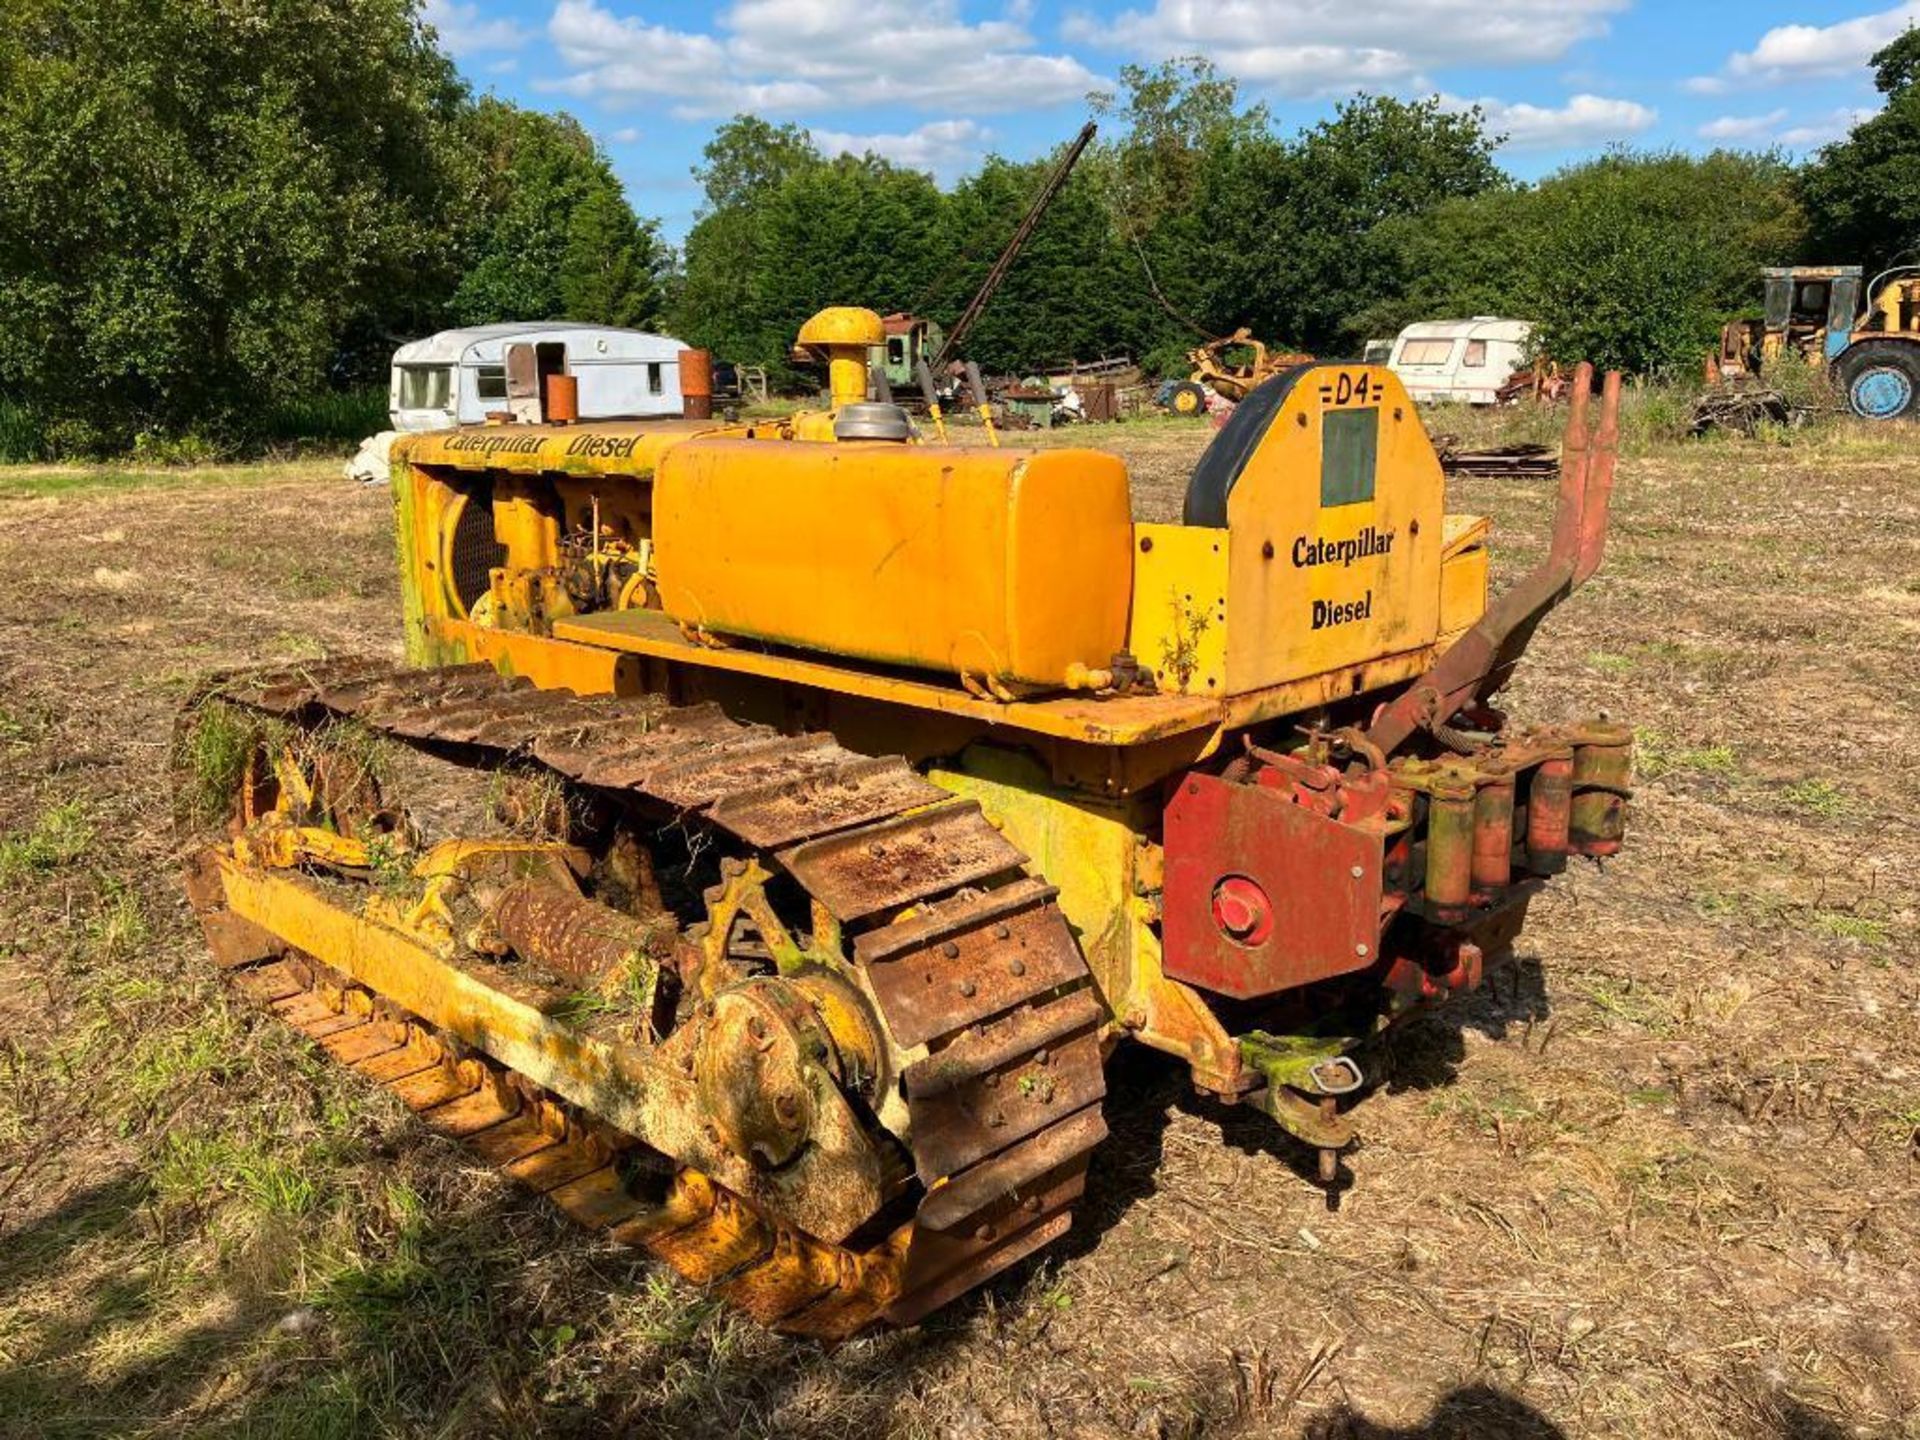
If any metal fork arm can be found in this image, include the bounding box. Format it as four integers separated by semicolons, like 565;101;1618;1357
1367;364;1620;756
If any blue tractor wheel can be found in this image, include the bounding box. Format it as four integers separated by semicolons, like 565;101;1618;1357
1835;339;1920;421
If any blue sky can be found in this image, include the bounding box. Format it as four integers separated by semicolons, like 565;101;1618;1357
421;0;1916;243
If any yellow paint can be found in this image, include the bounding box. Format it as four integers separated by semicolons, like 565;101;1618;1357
1126;524;1229;697
217;856;889;1241
395;419;725;479
221;857;665;1136
795;306;885;411
653;438;1135;689
1125;368;1453;701
1217;367;1443;693
429;618;641;695
389;336;1492;779
931;747;1144;1004
1438;514;1490;641
1871;276;1920;334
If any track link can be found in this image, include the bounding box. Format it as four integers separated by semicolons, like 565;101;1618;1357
183;657;1109;1336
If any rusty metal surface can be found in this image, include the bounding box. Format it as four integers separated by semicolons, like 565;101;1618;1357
492;881;660;983
779;802;1024;922
904;1025;1104;1181
708;756;947;849
191;657;1112;1336
1364;364;1624;757
915;1101;1107;1233
857;881;1087;1050
1162;773;1384;1000
208;931;906;1337
641;733;839;809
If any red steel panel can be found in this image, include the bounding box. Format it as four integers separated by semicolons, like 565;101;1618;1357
1163;774;1384;1000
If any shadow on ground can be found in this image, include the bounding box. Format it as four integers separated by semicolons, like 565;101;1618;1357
0;1126;967;1439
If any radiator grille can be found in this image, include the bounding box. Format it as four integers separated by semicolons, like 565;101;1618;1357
448;487;506;615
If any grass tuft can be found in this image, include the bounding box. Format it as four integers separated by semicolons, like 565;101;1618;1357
177;701;267;825
1633;729;1738;781
0;799;95;882
1778;778;1853;818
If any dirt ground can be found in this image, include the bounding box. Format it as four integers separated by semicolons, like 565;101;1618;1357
1;412;1917;1439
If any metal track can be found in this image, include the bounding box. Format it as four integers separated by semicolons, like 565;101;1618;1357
184;658;1109;1336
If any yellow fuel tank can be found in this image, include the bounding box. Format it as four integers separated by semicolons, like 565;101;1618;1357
653;438;1133;689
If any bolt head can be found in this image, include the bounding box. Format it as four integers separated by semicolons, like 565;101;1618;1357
1356;942;1371;958
1008;958;1026;976
959;979;977;998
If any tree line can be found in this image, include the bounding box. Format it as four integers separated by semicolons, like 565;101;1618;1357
2;0;1916;452
676;39;1918;384
0;0;661;452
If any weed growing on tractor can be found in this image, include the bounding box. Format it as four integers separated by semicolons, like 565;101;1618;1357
550;991;619;1025
179;701;270;823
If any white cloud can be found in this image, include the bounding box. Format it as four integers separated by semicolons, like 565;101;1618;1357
420;0;530;57
1689;3;1920;90
1067;0;1628;99
608;127;642;144
547;0;1100;117
1779;106;1880;146
812;119;992;177
1444;92;1655;150
1698;109;1788;140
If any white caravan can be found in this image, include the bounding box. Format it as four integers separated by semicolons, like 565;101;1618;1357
389;323;689;432
1387;318;1533;405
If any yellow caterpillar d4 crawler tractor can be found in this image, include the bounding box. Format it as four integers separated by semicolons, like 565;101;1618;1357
180;307;1633;1339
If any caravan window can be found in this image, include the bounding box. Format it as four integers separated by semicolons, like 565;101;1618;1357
647;363;664;395
1399;339;1454;365
1462;340;1488;368
476;365;508;402
397;365;452;411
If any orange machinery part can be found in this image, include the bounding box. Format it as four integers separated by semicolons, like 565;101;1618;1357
680;348;713;420
544;372;579;425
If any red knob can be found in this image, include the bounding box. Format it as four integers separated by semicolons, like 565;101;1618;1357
1211;876;1273;945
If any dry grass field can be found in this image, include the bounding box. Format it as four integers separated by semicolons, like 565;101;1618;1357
1;408;1916;1439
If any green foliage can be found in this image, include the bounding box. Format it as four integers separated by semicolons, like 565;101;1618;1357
1364;150;1804;374
1520;151;1804;375
0;800;94;882
0;2;661;451
259;387;392;446
452;99;664;328
0;398;44;462
672;118;828;377
1199;96;1507;351
3;7;1900;436
1801;29;1920;271
178;702;274;826
0;0;472;444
